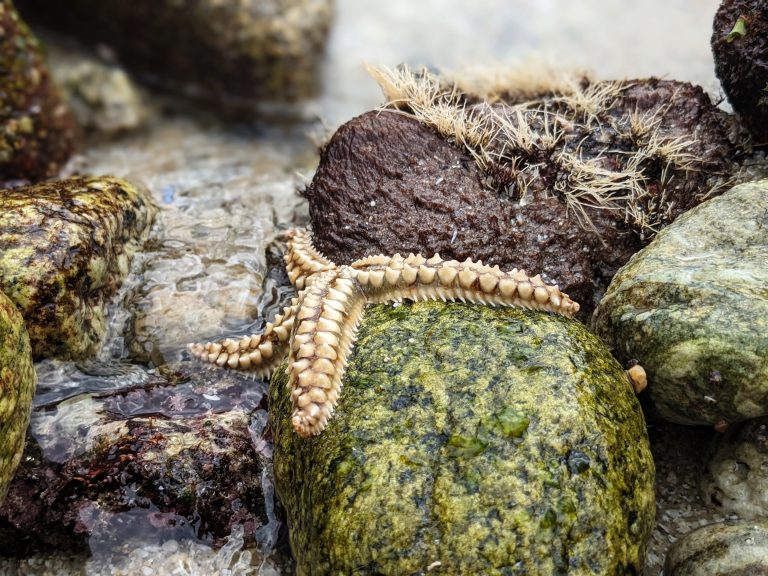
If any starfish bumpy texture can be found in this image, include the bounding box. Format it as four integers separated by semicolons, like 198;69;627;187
189;229;580;438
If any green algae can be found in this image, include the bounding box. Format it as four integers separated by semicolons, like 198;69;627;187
271;302;655;575
0;289;36;504
0;176;156;359
592;180;768;425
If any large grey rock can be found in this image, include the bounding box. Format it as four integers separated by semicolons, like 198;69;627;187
592;180;768;426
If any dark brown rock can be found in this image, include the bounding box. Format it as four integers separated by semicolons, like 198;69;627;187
0;0;77;184
712;0;768;143
304;75;737;316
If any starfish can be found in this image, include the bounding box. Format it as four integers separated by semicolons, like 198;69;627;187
189;229;580;438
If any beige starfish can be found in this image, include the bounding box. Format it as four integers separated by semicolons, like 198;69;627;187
189;229;580;438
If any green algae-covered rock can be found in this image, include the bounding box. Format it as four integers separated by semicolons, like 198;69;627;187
271;302;655;575
0;176;156;359
0;290;35;504
16;0;332;103
664;520;768;575
0;0;77;184
592;180;768;426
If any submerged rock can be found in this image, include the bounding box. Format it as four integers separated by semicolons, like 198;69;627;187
304;69;737;316
592;180;768;426
712;0;768;143
0;0;77;184
664;520;768;575
701;417;768;519
0;290;36;504
271;302;655;575
0;176;156;359
16;0;333;104
0;362;278;556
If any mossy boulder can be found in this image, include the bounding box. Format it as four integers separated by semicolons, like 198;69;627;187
271;302;655;575
592;180;768;426
0;290;35;504
0;176;156;359
15;0;332;104
0;0;77;184
664;520;768;575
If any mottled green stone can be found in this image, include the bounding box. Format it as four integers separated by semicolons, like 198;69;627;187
271;302;655;575
0;0;77;183
0;289;35;504
664;520;768;575
592;180;768;425
0;176;156;359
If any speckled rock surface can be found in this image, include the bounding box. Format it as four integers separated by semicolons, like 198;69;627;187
271;302;655;575
47;44;147;139
0;176;156;359
16;0;332;103
712;0;768;142
0;361;281;559
592;180;768;426
0;290;35;504
304;75;737;317
701;417;768;520
0;0;77;184
664;520;768;575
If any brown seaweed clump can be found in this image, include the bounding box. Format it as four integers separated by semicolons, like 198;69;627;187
712;0;768;144
0;0;77;184
304;66;738;315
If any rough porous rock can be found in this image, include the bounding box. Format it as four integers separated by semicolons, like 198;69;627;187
304;76;736;316
0;176;156;359
0;0;77;184
701;417;768;519
47;44;147;139
16;0;332;103
0;362;276;556
0;290;35;504
664;520;768;575
592;180;768;426
271;302;655;575
712;0;768;143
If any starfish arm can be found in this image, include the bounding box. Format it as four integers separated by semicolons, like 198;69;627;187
284;227;336;290
286;270;366;438
187;297;299;376
352;253;580;317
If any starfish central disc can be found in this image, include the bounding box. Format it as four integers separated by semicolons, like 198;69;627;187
189;228;580;437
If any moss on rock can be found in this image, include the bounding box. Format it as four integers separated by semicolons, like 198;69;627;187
0;176;156;359
592;180;768;426
0;0;77;184
0;290;35;504
271;302;655;575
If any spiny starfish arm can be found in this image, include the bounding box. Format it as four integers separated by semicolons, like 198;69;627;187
284;227;336;290
287;271;366;438
351;253;580;317
187;297;300;376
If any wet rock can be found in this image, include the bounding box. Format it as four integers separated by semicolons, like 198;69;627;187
271;302;655;574
0;361;277;556
0;0;77;184
46;44;148;139
701;417;768;519
0;176;156;359
304;71;737;317
0;290;36;504
664;520;768;575
16;0;333;104
712;0;768;143
592;180;768;426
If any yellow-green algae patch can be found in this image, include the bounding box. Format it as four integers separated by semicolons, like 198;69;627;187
0;289;35;504
0;176;156;359
271;302;655;575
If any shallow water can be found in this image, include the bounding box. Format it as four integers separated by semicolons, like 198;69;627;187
1;0;736;574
